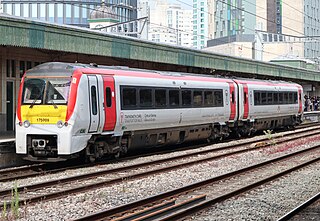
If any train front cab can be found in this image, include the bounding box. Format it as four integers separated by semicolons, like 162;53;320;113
15;73;76;161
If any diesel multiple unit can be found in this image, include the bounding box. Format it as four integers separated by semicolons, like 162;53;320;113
16;62;303;162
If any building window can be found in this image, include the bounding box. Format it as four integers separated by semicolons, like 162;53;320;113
23;4;29;18
19;61;26;78
4;4;13;14
39;4;46;21
14;3;21;16
31;4;37;18
49;4;54;22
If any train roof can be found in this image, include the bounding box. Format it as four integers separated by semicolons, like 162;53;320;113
24;62;229;80
24;62;301;87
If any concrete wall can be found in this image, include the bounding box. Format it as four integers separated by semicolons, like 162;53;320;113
0;143;26;168
203;41;254;59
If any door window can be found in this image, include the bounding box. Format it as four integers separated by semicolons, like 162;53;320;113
91;86;97;115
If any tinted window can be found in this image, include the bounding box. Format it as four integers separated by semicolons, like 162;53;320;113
193;90;202;106
284;93;288;104
169;90;179;107
279;92;284;104
231;91;235;104
106;87;112;107
214;90;223;106
295;93;298;103
254;92;260;105
289;92;293;104
140;88;152;107
122;88;136;108
273;93;278;104
182;90;192;106
261;92;267;105
155;89;166;107
244;92;247;104
204;91;213;106
267;92;273;104
91;86;97;115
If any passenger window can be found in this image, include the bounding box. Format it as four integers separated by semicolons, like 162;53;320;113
169;90;179;107
193;90;203;106
284;93;289;104
139;88;153;107
155;89;166;107
91;86;97;115
254;92;260;105
273;93;279;104
182;90;192;106
289;92;293;104
261;92;267;105
204;91;213;106
214;90;223;107
122;88;136;108
267;93;273;104
106;87;112;107
279;92;284;104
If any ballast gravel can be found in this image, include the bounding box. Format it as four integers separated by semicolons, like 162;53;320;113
1;127;319;220
0;126;317;191
190;161;320;221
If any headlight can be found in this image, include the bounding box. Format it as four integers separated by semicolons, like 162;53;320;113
23;120;30;128
57;120;64;128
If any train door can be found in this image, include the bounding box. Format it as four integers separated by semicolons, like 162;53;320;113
88;75;100;133
103;76;116;131
242;83;249;119
298;88;303;114
228;82;236;120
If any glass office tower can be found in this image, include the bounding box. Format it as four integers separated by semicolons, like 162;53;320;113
1;0;137;27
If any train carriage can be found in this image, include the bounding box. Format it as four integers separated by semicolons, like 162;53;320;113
15;62;303;162
234;79;303;134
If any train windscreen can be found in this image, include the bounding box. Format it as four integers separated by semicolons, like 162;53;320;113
22;78;71;106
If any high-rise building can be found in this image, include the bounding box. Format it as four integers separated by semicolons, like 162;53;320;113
202;0;320;62
192;0;209;49
193;0;256;49
143;0;192;47
0;0;137;27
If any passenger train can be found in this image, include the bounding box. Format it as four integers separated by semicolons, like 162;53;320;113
16;62;303;162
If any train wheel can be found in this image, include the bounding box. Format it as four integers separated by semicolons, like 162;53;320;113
113;151;121;159
85;144;97;163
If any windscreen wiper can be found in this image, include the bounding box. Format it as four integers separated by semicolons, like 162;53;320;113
29;94;42;109
49;99;58;109
29;87;45;109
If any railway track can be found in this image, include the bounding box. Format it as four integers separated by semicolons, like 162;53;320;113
277;192;320;221
1;124;320;183
74;144;320;220
0;125;320;211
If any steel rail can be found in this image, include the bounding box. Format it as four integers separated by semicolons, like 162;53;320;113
1;123;319;182
1;123;319;184
0;126;318;200
73;145;320;221
277;192;320;221
0;128;319;209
